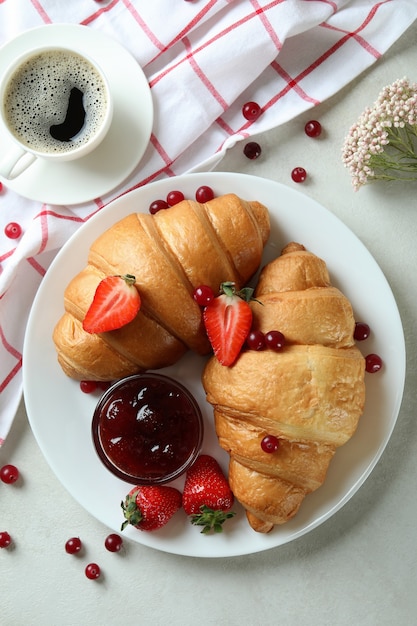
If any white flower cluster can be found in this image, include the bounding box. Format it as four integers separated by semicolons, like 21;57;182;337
342;77;417;190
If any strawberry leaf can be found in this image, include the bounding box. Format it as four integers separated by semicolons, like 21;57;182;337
120;492;143;531
190;505;236;534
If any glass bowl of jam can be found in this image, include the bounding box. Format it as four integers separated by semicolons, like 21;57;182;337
92;373;204;485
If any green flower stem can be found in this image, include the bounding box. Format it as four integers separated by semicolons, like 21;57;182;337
369;154;417;171
385;127;417;158
369;172;417;183
370;125;417;179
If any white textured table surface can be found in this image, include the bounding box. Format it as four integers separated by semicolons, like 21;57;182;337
2;21;417;626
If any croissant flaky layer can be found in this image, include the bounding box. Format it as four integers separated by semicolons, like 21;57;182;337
202;242;366;532
53;194;270;381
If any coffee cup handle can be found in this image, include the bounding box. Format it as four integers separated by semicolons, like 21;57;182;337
0;144;37;180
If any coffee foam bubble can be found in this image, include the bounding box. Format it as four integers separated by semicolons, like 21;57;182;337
4;50;108;154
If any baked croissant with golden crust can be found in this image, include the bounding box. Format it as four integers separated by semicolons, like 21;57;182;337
202;242;365;533
53;193;270;381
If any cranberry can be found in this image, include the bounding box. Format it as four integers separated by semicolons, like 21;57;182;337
0;532;12;548
0;182;3;192
166;190;185;206
85;563;101;580
261;435;280;453
242;101;262;121
4;222;22;239
195;186;214;203
65;537;82;554
80;380;97;394
246;330;266;351
265;330;286;351
304;120;322;138
243;142;262;160
354;322;371;341
149;199;169;214
193;284;215;306
365;353;383;373
104;533;123;552
0;464;19;484
291;167;307;183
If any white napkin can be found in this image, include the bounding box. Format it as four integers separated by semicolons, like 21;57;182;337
1;0;416;444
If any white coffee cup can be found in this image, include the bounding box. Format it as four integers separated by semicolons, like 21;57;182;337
0;45;113;180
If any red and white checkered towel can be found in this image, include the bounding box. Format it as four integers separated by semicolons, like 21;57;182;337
1;0;416;445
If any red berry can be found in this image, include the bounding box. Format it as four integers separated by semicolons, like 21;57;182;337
0;182;3;192
80;380;97;394
261;435;280;453
304;120;322;138
203;282;253;366
182;455;235;533
82;274;141;334
65;537;82;554
291;167;307;183
149;199;169;214
246;330;266;351
0;532;12;548
166;190;184;206
104;533;123;552
121;485;182;532
354;322;371;341
85;563;101;580
193;284;215;307
195;185;214;203
243;142;262;160
265;330;286;351
4;222;22;239
365;353;383;373
0;464;19;484
242;101;262;121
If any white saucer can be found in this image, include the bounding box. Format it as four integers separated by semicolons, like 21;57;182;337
0;25;153;205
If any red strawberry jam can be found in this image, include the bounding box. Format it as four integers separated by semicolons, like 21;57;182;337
92;374;203;484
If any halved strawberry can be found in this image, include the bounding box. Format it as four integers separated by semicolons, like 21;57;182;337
203;281;254;366
82;274;141;334
121;485;182;532
183;454;235;534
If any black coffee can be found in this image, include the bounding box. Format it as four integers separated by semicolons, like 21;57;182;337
3;49;108;154
50;87;86;142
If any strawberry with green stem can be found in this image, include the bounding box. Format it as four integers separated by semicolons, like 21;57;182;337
83;274;141;334
203;281;256;366
183;455;235;534
121;485;182;532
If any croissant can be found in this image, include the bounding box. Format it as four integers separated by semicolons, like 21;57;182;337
53;193;270;381
202;242;365;533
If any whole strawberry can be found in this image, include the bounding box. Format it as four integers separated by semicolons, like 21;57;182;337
121;485;182;532
203;281;255;366
183;455;235;534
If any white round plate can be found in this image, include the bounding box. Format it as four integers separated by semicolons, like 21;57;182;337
0;25;153;205
23;172;405;558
